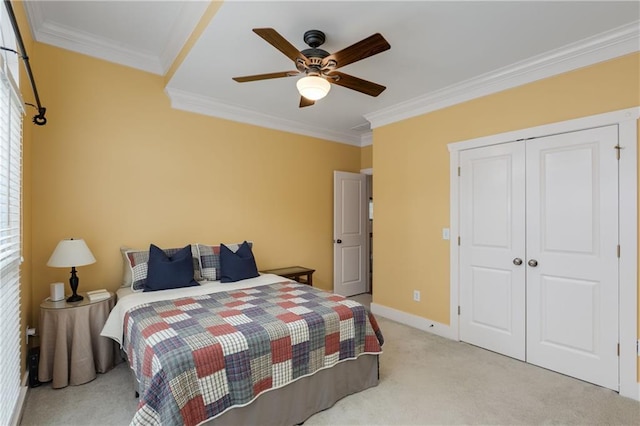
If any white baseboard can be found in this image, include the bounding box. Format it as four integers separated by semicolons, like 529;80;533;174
11;372;29;426
371;302;457;341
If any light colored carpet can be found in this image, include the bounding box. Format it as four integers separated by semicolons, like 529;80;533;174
20;299;640;425
348;293;372;309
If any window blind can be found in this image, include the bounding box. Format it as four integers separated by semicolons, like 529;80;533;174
0;51;24;425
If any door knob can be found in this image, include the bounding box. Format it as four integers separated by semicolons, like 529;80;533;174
513;258;523;266
528;259;538;267
336;239;342;244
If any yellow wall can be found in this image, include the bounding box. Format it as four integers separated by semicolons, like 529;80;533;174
373;52;640;377
27;42;361;328
360;144;372;170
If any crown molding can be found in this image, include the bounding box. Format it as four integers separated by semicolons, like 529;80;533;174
21;1;43;43
23;1;207;76
165;87;362;146
360;132;373;147
21;3;639;146
365;21;640;129
24;1;162;74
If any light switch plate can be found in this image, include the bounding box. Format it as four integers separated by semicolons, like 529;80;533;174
442;228;450;240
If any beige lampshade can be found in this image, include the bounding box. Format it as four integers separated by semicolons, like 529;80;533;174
47;239;96;267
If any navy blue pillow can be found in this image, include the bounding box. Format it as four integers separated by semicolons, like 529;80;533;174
144;244;198;292
219;241;259;283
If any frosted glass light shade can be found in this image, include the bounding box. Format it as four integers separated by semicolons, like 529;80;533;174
47;239;96;267
296;76;331;101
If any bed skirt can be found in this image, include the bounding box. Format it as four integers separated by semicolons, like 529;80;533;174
204;354;379;425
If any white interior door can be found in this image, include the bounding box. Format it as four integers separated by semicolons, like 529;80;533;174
459;143;526;360
526;126;619;390
333;171;367;296
458;125;619;390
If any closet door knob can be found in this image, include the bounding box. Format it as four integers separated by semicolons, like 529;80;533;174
528;259;538;267
513;258;523;266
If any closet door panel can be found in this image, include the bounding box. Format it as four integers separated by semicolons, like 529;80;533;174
459;142;526;360
525;126;619;390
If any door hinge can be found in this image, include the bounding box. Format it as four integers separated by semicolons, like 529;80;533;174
457;236;461;246
617;343;620;356
615;145;621;160
617;245;620;258
457;166;461;177
458;306;461;316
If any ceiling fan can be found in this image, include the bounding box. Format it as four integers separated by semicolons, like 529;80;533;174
232;28;390;108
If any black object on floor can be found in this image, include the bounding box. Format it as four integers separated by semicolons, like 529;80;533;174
28;347;42;388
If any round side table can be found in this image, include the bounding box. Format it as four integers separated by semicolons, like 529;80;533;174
38;291;118;388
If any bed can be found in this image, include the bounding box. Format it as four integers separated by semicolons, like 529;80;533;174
102;273;383;426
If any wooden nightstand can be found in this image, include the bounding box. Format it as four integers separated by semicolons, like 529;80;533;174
38;291;119;388
261;266;315;286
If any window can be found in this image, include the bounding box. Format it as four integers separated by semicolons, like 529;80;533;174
0;12;24;424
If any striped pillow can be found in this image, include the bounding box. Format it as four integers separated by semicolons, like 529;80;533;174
196;241;252;281
123;245;201;291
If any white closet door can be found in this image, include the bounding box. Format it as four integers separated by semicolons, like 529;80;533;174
459;142;526;360
458;125;619;391
525;126;619;390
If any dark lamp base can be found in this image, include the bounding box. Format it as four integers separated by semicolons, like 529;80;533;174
67;294;83;303
67;266;83;303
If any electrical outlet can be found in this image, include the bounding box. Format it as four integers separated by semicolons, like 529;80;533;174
413;290;421;302
26;326;35;343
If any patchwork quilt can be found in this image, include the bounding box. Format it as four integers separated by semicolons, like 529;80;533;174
124;281;384;426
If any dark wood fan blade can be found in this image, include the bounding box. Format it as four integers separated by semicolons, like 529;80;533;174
299;97;315;108
233;71;299;82
253;28;308;63
328;71;386;97
325;33;390;69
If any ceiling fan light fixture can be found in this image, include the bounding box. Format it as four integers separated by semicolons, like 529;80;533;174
296;75;330;100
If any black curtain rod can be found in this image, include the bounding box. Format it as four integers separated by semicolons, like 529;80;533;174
2;0;46;125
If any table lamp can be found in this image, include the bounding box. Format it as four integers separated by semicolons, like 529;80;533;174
47;238;96;302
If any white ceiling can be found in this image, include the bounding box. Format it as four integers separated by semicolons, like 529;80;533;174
24;1;640;145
